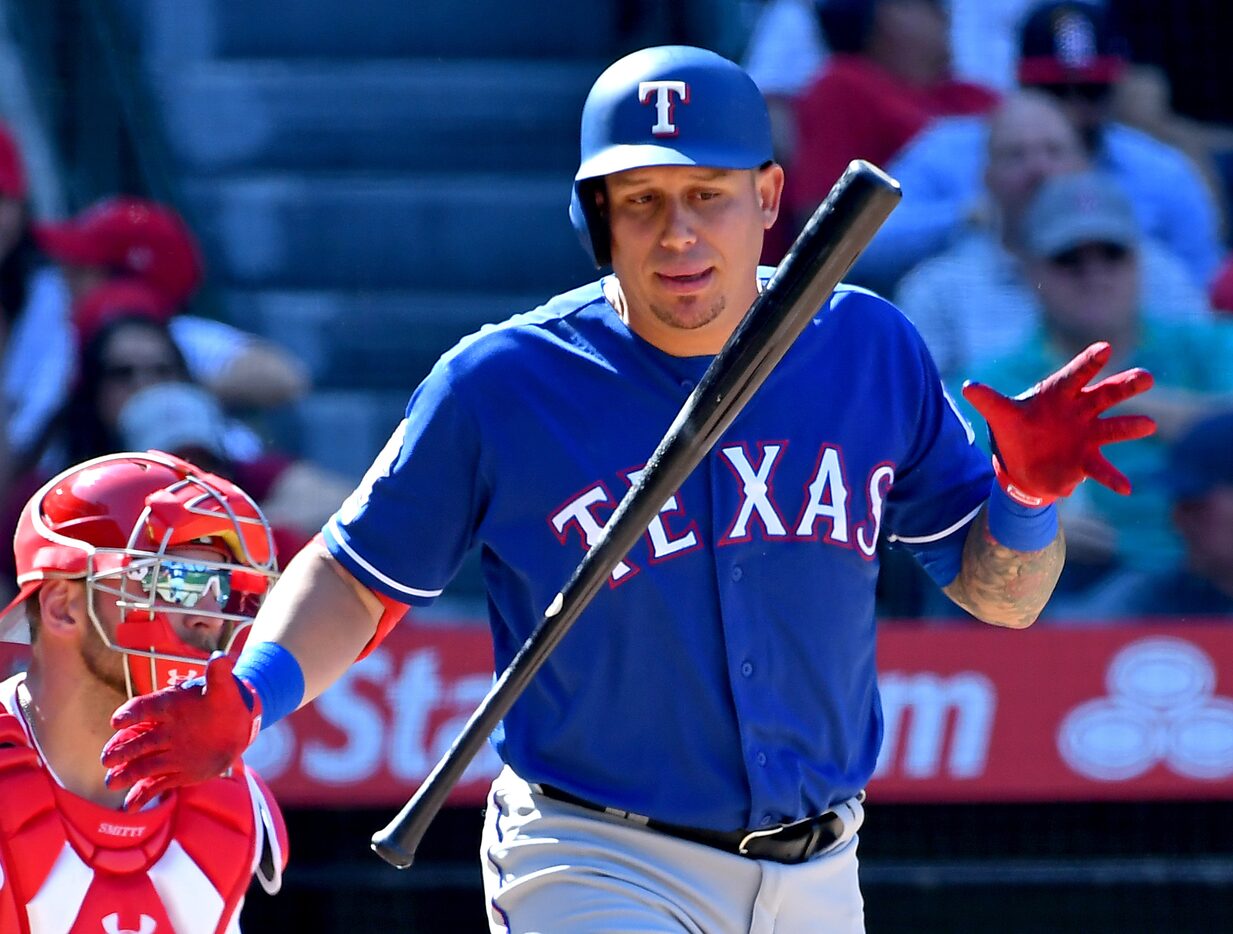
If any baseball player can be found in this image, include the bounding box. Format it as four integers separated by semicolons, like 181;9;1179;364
100;47;1154;932
0;451;286;932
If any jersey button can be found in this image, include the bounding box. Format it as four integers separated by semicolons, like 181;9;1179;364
760;814;774;826
741;661;754;677
680;379;694;390
731;565;743;581
756;752;768;767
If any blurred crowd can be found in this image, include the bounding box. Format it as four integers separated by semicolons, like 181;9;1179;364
744;0;1233;623
1;0;1231;625
0;128;353;605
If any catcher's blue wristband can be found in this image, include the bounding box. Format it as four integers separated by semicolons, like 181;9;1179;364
986;482;1058;552
233;641;305;731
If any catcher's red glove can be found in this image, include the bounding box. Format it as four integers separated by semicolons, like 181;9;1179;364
102;652;262;810
961;341;1157;507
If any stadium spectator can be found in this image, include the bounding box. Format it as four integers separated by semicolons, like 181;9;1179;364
896;99;1208;383
854;0;1224;294
1062;409;1233;619
781;0;998;258
47;311;206;470
742;0;1033;161
116;382;353;564
955;171;1233;610
4;296;345;576
36;196;308;410
1;302;254;591
0;122;73;476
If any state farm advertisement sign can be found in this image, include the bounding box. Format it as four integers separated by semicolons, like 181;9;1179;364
238;620;1233;806
871;623;1233;801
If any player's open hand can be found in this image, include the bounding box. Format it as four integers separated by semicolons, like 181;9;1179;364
101;652;262;810
961;341;1156;507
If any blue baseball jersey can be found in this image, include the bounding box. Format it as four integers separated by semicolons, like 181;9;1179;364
324;272;992;831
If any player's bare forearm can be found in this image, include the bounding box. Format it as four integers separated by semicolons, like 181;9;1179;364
248;538;383;703
942;507;1065;629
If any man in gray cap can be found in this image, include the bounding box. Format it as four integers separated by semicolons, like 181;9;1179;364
1020;169;1145;352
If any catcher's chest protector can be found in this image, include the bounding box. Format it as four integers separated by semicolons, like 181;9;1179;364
0;710;276;934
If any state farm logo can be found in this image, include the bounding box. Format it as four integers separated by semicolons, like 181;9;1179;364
1058;637;1233;781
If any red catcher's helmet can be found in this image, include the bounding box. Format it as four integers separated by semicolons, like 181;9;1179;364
0;451;279;697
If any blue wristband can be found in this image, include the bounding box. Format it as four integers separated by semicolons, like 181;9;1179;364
986;483;1058;552
233;641;306;730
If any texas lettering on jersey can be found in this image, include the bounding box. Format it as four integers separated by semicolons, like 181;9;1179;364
550;439;895;583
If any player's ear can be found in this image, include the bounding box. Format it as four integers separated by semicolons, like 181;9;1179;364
756;162;784;229
37;580;88;642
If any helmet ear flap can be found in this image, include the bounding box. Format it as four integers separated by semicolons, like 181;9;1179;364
570;178;610;268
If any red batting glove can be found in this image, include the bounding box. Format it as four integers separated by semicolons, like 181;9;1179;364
101;652;262;810
961;341;1157;507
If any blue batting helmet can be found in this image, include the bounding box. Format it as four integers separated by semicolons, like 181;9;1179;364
569;45;775;267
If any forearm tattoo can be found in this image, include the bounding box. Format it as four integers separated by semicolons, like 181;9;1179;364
942;507;1066;628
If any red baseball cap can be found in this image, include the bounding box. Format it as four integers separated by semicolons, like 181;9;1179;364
72;278;176;346
0;124;27;200
35;196;204;306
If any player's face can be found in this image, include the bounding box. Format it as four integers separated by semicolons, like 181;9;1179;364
1031;241;1140;343
605;163;783;356
91;543;233;695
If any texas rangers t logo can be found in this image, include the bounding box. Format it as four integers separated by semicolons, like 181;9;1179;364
638;80;689;136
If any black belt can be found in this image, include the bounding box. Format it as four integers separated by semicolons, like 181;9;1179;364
534;784;850;865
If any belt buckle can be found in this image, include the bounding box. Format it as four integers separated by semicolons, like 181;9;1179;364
737;824;787;856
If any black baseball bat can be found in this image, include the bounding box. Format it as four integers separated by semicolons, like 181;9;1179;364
371;159;901;869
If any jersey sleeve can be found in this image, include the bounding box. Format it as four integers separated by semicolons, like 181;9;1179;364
322;363;485;605
879;308;992;587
